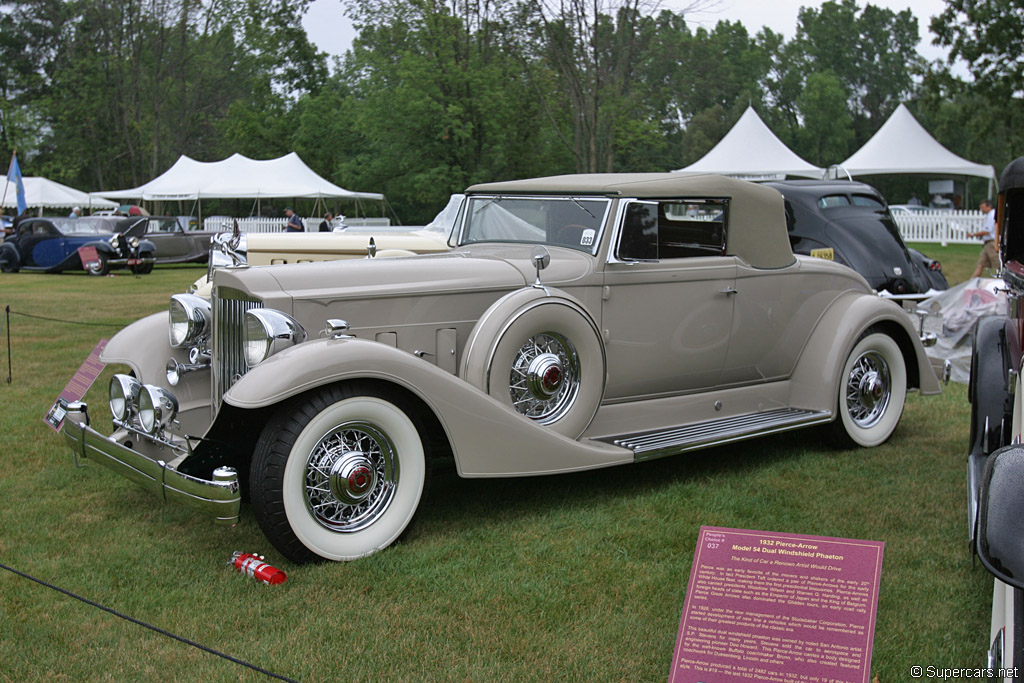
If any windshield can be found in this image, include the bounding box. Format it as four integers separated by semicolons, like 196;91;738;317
50;217;116;234
460;196;610;253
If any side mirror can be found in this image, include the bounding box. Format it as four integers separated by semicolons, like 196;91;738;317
977;444;1024;589
531;246;550;288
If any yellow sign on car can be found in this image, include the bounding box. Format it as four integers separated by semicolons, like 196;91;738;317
810;248;834;261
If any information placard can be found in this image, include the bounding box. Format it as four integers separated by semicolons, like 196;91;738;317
669;526;884;683
44;339;108;431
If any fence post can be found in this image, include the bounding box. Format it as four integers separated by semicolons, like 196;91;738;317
5;305;11;384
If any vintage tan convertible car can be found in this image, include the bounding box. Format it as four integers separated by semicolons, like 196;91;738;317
59;173;940;563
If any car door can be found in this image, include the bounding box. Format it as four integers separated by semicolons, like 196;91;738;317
600;199;736;400
149;218;186;260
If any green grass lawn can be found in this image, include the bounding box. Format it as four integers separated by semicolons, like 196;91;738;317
0;261;993;681
907;241;983;287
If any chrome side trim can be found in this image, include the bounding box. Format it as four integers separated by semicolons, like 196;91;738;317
61;413;240;526
601;407;832;460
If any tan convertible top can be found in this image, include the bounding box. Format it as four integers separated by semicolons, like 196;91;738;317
466;172;794;269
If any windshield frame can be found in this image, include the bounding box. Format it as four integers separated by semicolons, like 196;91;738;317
457;194;612;255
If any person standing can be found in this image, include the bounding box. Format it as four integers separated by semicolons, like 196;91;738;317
283;206;304;232
970;198;998;278
319;212;334;232
69;206;82;218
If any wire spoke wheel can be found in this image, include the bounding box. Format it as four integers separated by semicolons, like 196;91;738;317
251;384;426;563
830;330;906;448
844;350;891;428
303;421;398;533
508;332;580;424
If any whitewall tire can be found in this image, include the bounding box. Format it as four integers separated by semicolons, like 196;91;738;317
831;331;907;448
251;384;426;562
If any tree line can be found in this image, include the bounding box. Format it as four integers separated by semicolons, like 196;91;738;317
2;0;1021;223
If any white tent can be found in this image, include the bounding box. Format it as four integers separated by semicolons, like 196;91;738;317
0;175;118;211
836;104;996;180
98;153;384;201
673;106;825;180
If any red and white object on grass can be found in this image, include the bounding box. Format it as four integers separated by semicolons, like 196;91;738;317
229;551;287;585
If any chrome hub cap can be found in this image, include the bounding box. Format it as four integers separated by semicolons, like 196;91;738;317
846;351;891;428
328;453;377;505
509;332;580;424
304;421;398;533
526;353;563;399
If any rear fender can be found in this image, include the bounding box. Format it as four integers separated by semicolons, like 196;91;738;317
224;337;632;476
790;293;940;413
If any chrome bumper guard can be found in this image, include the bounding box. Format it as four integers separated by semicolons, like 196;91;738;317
61;405;240;526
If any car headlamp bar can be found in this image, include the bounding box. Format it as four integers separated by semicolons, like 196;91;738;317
109;374;141;422
169;293;212;348
244;308;307;367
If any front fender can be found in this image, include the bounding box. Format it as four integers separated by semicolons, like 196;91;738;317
790;293;940;413
87;240;118;255
969;315;1018;457
224;337;632;477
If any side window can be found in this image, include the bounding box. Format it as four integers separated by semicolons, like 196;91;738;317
818;195;851;208
618;201;658;260
618;199;726;261
850;194;885;209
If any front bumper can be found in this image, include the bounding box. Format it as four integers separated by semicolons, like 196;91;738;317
109;254;157;268
61;405;240;526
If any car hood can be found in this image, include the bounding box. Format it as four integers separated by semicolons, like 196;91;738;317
211;245;595;309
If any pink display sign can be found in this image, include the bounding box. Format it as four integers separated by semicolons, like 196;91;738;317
669;526;884;683
44;339;108;432
77;245;100;271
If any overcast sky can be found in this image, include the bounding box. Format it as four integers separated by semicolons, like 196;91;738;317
302;0;958;66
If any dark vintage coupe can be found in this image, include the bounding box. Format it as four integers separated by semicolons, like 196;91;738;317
765;180;948;296
0;216;156;275
115;216;217;265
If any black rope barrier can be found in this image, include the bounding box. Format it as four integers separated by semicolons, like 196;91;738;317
0;560;299;682
3;305;135;383
6;307;134;328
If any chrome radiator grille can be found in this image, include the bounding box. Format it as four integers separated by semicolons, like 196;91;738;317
212;286;262;412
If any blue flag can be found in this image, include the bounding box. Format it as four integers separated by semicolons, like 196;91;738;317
7;153;27;216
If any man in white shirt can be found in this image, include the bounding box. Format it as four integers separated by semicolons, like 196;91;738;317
970;198;998;277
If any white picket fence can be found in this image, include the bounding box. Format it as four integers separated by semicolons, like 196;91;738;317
202;216;391;233
891;210;985;245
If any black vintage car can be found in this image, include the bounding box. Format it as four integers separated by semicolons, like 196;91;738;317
115;216;216;265
765;180;948;296
967;155;1024;677
0;216;156;275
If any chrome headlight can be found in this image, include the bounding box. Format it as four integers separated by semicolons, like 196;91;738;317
169;293;211;348
244;309;307;367
129;236;140;249
109;374;141;421
138;385;178;434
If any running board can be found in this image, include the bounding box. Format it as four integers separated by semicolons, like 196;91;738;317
598;408;832;461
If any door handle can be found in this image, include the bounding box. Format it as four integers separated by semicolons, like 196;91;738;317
720;286;738;295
